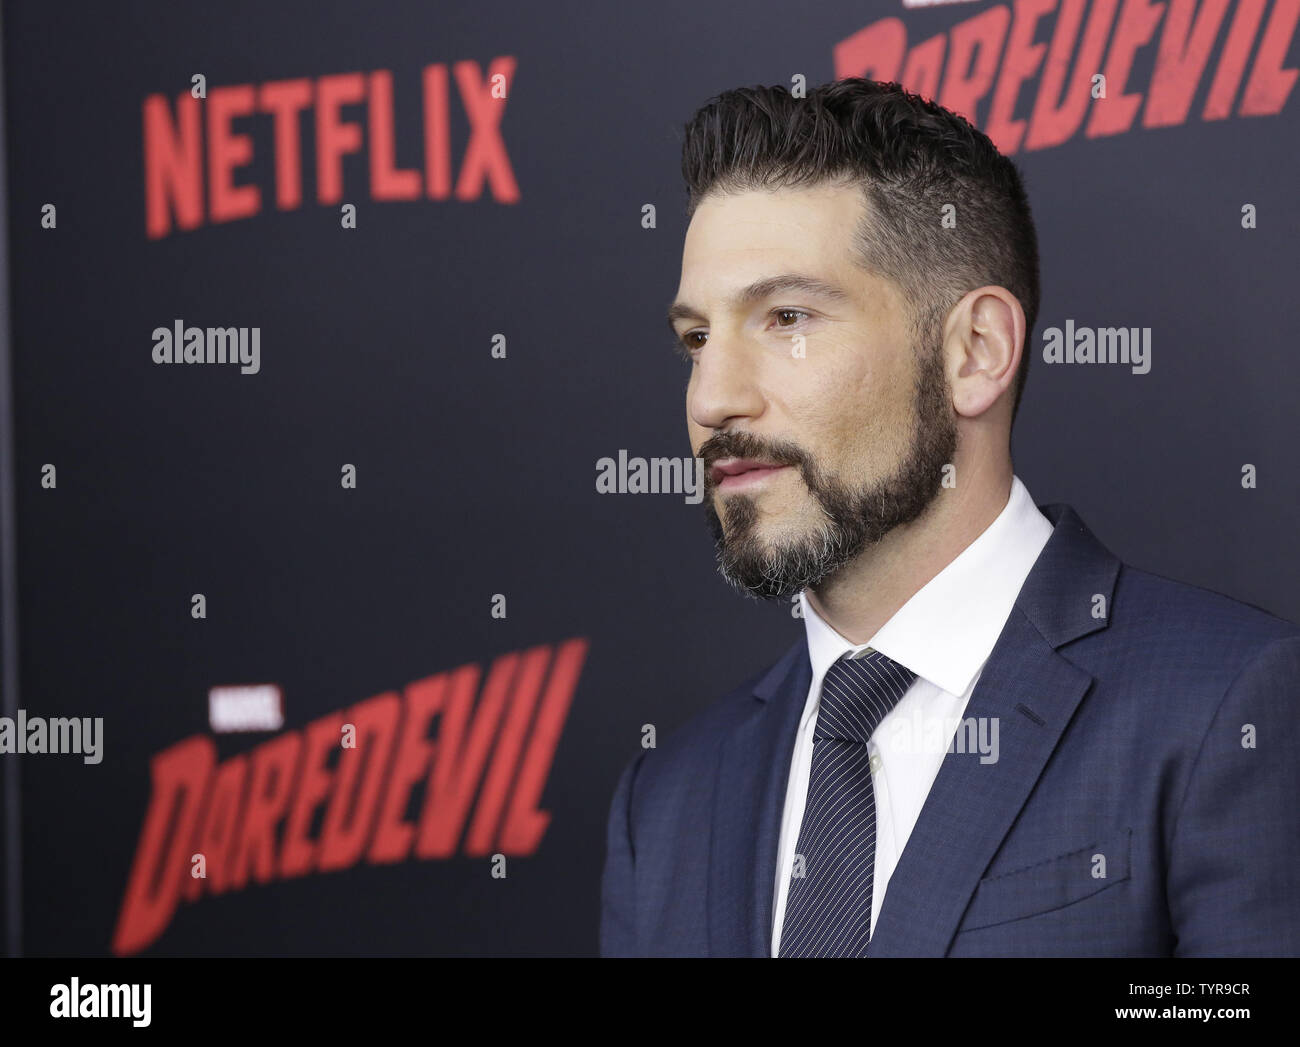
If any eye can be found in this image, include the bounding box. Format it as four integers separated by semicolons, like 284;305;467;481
674;329;706;361
772;308;810;329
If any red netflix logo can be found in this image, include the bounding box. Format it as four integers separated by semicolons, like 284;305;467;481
111;637;587;955
143;56;519;239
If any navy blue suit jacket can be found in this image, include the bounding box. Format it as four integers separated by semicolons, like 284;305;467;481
600;503;1300;956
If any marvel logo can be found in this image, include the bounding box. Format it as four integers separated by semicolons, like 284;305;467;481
208;684;284;733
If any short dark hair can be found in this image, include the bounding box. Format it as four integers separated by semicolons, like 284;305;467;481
681;78;1040;428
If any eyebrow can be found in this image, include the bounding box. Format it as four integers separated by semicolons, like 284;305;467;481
666;273;853;332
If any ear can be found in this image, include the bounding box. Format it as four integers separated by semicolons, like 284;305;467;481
946;286;1024;419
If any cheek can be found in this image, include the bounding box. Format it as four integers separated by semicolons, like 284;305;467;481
781;348;913;466
782;351;868;440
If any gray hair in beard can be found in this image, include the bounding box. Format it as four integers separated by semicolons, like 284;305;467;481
700;342;957;600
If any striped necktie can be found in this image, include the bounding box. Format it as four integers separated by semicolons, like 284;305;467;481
778;647;918;957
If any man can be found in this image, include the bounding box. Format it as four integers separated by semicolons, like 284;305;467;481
599;79;1300;957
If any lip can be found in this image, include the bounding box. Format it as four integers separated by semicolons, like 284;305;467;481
710;459;790;491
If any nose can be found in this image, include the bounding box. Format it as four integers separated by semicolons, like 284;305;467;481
687;328;765;431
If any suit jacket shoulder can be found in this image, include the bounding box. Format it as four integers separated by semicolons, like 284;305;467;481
625;644;800;827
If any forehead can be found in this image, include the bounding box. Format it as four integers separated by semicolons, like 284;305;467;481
680;183;868;280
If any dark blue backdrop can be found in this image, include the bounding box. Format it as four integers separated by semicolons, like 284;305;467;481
1;0;1297;956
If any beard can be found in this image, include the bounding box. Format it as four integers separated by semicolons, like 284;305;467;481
700;341;957;600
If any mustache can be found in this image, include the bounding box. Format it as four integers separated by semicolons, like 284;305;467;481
698;432;810;484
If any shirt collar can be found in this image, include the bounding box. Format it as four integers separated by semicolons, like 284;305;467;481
799;474;1055;699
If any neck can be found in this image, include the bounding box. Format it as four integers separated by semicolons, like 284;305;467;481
804;458;1014;645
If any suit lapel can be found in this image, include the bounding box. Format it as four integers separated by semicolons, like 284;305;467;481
707;639;810;957
867;502;1121;955
864;611;1092;954
705;501;1122;958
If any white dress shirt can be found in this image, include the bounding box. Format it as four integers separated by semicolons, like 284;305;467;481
769;474;1055;955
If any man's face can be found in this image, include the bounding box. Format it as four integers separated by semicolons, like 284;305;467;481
669;183;957;599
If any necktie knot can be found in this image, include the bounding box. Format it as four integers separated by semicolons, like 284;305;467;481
814;648;917;745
